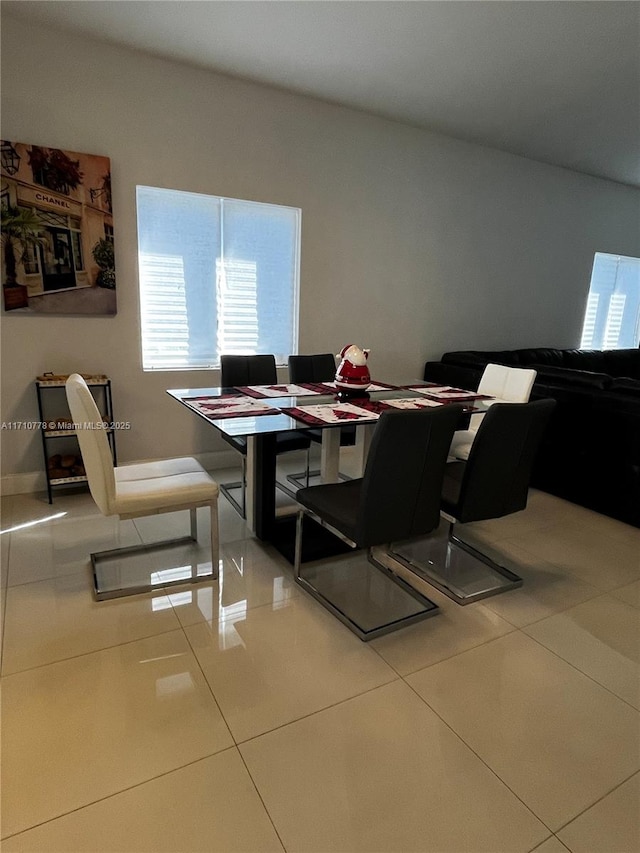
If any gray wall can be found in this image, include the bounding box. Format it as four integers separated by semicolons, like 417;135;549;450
1;13;638;489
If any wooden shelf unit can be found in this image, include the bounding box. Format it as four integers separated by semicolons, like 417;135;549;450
35;374;117;503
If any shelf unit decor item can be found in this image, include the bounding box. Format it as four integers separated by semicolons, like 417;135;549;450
35;373;117;502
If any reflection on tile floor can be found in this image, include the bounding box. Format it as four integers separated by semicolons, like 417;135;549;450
1;485;639;851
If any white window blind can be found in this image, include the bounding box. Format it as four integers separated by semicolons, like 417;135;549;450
579;253;640;349
136;186;300;370
580;293;599;348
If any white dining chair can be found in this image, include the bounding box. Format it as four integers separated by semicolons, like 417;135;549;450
448;363;537;461
66;373;219;600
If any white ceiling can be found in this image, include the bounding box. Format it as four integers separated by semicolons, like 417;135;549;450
4;1;639;187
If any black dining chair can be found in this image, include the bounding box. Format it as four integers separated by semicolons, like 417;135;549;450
389;398;556;604
293;405;464;640
218;354;311;517
288;353;338;385
287;353;357;489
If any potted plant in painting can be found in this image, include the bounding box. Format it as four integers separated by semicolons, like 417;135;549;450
1;205;44;311
91;238;116;289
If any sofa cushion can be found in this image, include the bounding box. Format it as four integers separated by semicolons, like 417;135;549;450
441;350;520;368
441;347;640;377
609;377;640;396
562;349;607;372
512;348;566;367
530;364;612;390
548;348;640;378
602;349;640;379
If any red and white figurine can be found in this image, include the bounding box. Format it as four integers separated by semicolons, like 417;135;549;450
335;344;371;392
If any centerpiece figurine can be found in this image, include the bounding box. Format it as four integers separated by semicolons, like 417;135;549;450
335;344;371;398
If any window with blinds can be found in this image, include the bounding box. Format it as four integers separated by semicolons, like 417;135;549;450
580;253;640;349
136;186;300;370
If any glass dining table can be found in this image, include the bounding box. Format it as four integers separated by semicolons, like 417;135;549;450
167;380;488;546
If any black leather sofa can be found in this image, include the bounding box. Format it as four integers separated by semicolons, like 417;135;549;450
423;348;640;528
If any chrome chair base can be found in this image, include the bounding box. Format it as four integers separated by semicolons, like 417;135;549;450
293;511;439;641
286;469;351;491
388;524;522;605
219;480;245;518
219;455;247;518
220;454;312;519
91;509;217;600
220;472;310;517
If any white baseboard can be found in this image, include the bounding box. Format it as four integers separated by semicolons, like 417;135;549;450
1;471;47;496
0;449;241;497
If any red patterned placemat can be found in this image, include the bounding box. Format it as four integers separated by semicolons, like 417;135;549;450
235;383;323;399
313;380;399;394
183;396;279;419
281;400;388;426
404;384;493;402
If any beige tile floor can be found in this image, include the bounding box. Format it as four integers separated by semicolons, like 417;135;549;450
1;473;639;852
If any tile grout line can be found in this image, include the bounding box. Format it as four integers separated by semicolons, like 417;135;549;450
0;748;240;844
519;627;640;714
0;615;187;678
177;614;238;746
235;749;288;852
173;583;292;850
398;627;640;834
398;642;557;837
368;618;519;678
490;533;640;594
1;499;15;678
232;676;402;747
0;530;11;675
481;589;606;631
551;768;640;837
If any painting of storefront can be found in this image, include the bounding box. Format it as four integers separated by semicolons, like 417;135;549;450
1;141;116;314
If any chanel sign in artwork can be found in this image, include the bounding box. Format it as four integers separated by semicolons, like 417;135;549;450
1;141;116;314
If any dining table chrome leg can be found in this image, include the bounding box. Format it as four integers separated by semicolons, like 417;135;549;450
320;428;341;483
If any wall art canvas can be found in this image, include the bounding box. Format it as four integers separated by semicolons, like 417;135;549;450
1;140;116;314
